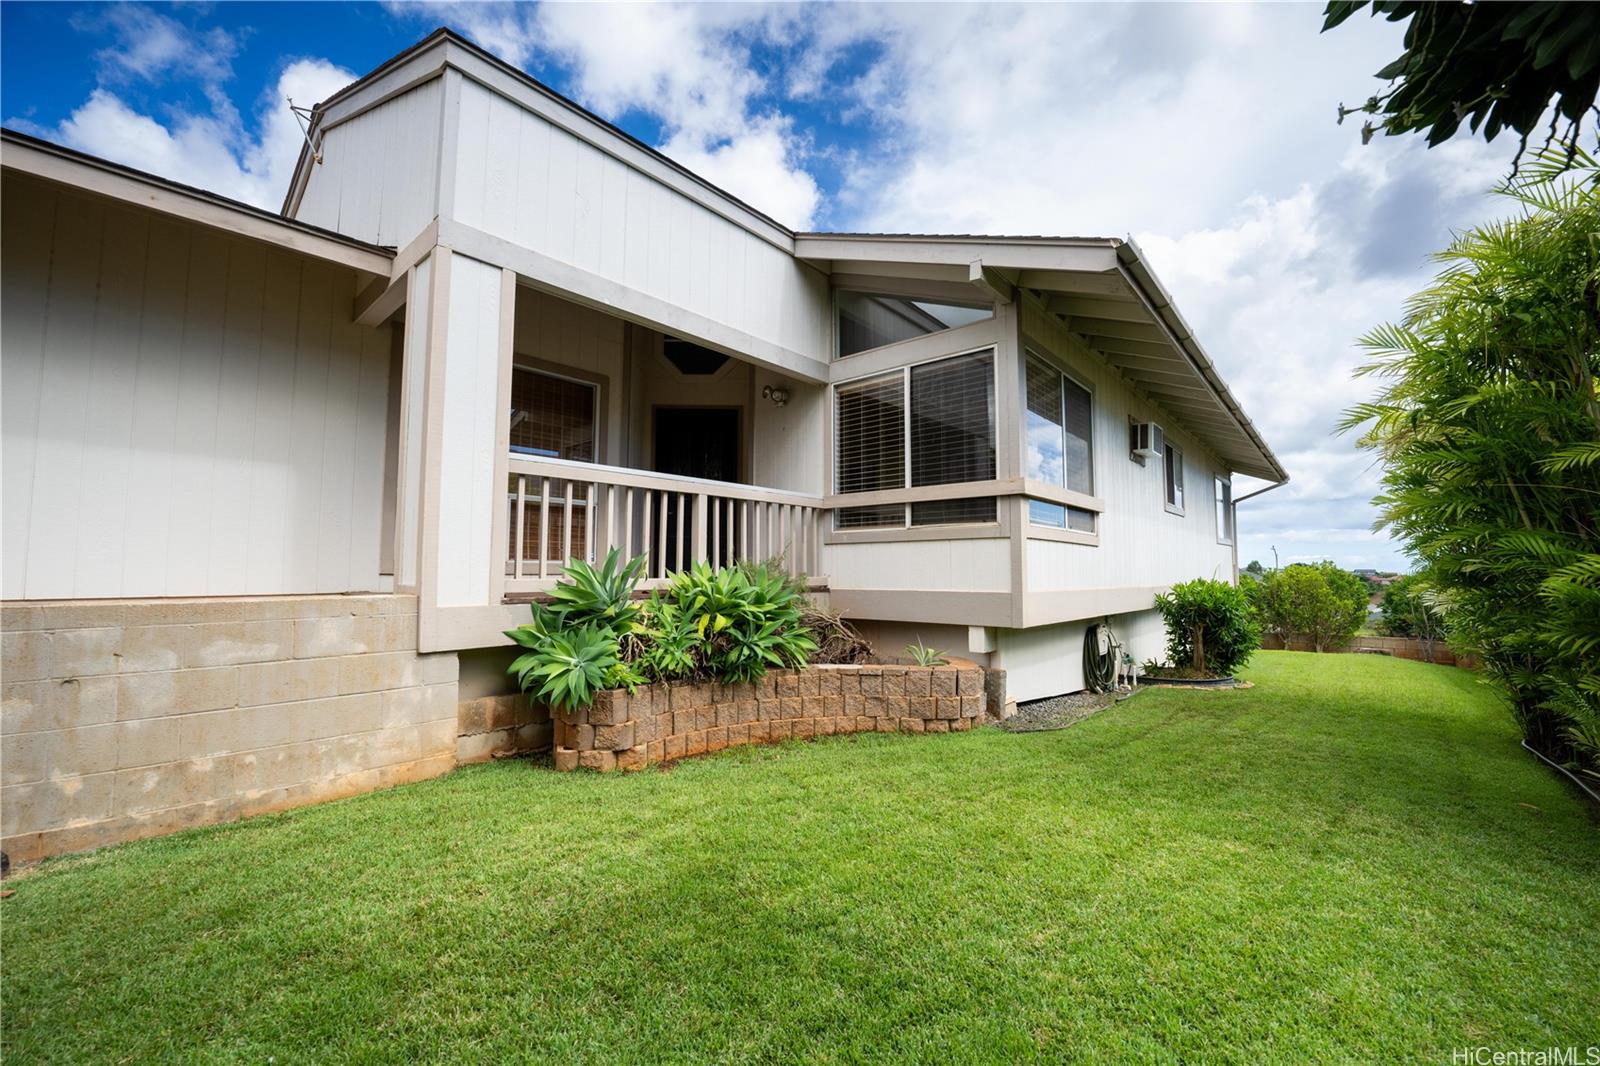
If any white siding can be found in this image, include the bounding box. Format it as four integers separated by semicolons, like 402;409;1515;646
0;177;393;600
824;539;1011;593
294;79;443;248
1020;296;1235;593
450;79;831;366
433;255;504;608
998;608;1169;703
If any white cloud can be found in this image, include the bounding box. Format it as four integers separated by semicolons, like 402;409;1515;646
13;52;354;210
389;1;822;226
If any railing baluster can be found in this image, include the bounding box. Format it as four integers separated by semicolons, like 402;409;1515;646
559;480;572;566
657;492;669;578
709;494;720;567
622;487;634;565
514;475;527;580
538;478;551;579
641;489;653;578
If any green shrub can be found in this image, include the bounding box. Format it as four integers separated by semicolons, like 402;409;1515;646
1378;574;1447;640
660;561;817;682
1252;562;1368;653
507;552;820;709
1153;578;1261;677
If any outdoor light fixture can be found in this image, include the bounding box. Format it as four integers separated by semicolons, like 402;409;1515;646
762;384;790;407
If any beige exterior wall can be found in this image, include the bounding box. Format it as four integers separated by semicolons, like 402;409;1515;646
1;594;457;863
1;173;397;602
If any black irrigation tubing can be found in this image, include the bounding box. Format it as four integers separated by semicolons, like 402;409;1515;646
1521;740;1600;805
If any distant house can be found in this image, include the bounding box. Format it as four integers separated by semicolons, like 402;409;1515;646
0;29;1284;859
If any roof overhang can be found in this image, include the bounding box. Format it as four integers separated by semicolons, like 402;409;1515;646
1;129;394;280
794;233;1286;483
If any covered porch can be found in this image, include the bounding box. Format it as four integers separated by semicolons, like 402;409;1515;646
497;283;827;596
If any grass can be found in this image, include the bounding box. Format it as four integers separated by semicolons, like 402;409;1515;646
3;652;1596;1063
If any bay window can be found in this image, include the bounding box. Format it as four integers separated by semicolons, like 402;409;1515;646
1025;353;1096;533
834;350;996;529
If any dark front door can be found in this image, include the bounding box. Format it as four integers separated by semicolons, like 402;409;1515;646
654;407;740;483
654;408;740;572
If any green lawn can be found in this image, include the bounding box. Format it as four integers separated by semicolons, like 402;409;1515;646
4;652;1596;1063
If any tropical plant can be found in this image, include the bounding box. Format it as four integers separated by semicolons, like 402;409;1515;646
662;561;817;682
507;618;642;713
1251;562;1368;653
1323;2;1600;175
1153;578;1262;677
904;638;947;667
542;549;647;633
1341;145;1600;780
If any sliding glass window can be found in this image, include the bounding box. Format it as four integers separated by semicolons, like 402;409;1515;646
1024;353;1095;533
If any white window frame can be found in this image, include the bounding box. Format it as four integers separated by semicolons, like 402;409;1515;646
1215;476;1234;544
831;346;999;530
1164;441;1185;516
1023;350;1096;534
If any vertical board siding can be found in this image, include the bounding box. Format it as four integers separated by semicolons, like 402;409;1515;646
450;80;831;365
434;255;504;607
396;257;433;589
294;79;443;248
0;178;393;600
1019;296;1236;593
825;539;1012;593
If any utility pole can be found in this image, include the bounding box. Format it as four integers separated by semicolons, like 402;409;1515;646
1271;545;1279;571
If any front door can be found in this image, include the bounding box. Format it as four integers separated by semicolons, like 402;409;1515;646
654;408;740;571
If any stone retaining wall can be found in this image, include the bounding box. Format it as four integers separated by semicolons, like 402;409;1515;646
1;594;458;863
552;661;988;772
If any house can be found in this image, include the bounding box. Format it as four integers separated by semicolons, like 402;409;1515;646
0;29;1285;860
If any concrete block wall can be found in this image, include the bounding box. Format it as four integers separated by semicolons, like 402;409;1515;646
1;594;458;863
454;647;552;764
552;661;988;772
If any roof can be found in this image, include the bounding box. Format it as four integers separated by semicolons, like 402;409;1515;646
0;128;394;278
795;232;1286;482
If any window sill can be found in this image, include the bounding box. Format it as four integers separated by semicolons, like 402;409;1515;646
1026;526;1099;547
1164;503;1186;517
826;523;1006;545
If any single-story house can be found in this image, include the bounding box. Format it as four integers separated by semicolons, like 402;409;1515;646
0;29;1285;860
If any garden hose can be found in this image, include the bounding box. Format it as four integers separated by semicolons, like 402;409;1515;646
1083;622;1119;694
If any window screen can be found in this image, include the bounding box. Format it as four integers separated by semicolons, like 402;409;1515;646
1026;354;1095;531
1215;477;1233;543
837;291;993;357
510;367;596;461
910;351;995;488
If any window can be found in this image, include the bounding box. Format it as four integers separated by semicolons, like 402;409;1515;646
837;291;993;358
834;372;905;529
508;367;598;568
834;350;997;529
1025;353;1096;533
510;367;596;461
1164;441;1185;514
1215;477;1234;544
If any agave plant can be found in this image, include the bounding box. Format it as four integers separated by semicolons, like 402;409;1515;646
904;638;947;668
543;548;648;632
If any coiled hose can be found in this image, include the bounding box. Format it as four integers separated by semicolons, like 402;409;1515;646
1083;622;1119;694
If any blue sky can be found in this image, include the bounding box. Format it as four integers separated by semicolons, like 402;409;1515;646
1;2;1521;573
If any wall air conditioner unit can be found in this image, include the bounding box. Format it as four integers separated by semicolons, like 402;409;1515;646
1130;421;1164;462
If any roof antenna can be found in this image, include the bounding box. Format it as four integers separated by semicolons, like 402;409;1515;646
288;98;323;164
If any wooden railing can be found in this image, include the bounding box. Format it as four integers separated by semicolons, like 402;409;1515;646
505;456;825;594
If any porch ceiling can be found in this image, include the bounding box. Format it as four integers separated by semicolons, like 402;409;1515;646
794;233;1286;484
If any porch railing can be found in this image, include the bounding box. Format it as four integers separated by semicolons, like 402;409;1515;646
505;456;825;595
